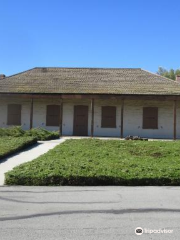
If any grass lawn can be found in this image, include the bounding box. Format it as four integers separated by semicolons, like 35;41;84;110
0;136;37;160
5;139;180;186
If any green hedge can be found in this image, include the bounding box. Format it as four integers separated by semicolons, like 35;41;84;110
0;136;37;160
0;127;59;160
0;127;59;140
24;128;59;141
5;139;180;186
5;174;180;186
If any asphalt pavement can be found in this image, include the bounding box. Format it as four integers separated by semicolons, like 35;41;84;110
0;186;180;240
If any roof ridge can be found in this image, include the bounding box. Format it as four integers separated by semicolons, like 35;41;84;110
5;67;37;79
4;67;143;77
35;67;142;70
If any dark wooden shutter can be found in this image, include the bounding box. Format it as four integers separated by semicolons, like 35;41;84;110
101;106;116;128
73;105;88;136
46;105;60;126
7;104;21;125
143;107;158;129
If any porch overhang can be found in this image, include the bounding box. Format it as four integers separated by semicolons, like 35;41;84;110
1;93;180;101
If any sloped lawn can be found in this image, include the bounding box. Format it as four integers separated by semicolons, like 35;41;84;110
0;136;37;160
5;139;180;186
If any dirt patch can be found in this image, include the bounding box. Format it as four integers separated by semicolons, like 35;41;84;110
150;152;163;158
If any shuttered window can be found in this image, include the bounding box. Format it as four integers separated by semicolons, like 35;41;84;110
143;107;158;129
101;106;116;128
7;104;21;125
46;105;60;126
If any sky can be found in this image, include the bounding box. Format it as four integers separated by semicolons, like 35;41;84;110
0;0;180;76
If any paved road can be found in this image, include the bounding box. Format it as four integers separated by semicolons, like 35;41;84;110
0;186;179;240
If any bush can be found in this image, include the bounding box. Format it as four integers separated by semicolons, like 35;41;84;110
0;127;59;141
24;128;59;141
0;127;25;137
0;136;37;160
5;139;180;186
5;175;180;186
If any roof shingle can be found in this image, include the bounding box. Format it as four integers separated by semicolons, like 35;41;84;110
0;67;180;95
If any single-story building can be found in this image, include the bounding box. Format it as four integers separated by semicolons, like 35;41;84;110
0;67;180;139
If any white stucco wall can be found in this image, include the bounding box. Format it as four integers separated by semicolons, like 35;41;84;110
0;98;31;130
0;97;179;139
176;102;180;139
123;100;174;139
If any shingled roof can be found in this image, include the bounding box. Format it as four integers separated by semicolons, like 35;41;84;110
0;67;180;95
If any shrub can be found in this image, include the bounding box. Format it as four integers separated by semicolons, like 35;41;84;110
0;136;37;160
0;126;25;137
5;139;180;186
24;128;59;141
0;127;59;141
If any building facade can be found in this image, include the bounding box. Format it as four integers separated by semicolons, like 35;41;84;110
0;68;180;139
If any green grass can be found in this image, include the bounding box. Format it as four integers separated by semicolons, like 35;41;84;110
5;139;180;186
0;136;37;160
0;127;59;140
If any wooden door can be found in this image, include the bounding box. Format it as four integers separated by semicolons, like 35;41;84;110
73;105;88;136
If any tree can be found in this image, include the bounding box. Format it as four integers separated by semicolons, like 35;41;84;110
157;67;180;80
